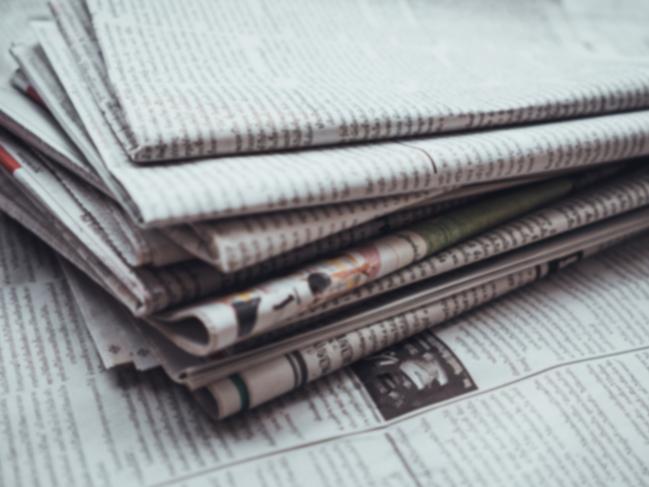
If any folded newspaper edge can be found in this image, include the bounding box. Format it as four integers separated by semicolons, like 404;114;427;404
147;204;649;389
11;21;649;226
3;79;583;275
195;223;644;420
151;168;649;356
56;0;649;161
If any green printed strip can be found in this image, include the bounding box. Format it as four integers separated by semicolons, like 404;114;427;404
405;177;575;255
229;374;250;411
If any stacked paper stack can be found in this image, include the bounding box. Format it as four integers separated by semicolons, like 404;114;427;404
1;0;649;419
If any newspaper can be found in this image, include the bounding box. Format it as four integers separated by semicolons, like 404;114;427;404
3;2;649;485
65;0;649;161
149;203;649;389
1;85;575;274
62;261;159;371
3;63;582;276
163;192;456;273
0;134;192;268
195;207;649;378
4;213;649;485
0;0;45;79
3;73;573;275
0;164;225;315
0;81;109;192
1;136;457;318
194;268;546;417
0;199;155;372
9;20;648;227
7;120;637;372
0;140;501;321
3;131;646;334
7;118;637;330
199;234;624;420
302;164;649;319
4;129;434;317
0;0;106;190
0;74;469;272
166;174;558;273
5;156;446;322
149;172;622;356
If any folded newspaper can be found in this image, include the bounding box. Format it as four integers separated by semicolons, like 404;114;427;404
1;0;649;435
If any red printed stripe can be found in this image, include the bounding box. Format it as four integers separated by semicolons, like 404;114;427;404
26;85;45;107
0;145;21;174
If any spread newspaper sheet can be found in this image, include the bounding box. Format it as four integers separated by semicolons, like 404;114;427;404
3;211;649;485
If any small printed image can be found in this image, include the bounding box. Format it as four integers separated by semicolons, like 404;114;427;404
352;331;477;420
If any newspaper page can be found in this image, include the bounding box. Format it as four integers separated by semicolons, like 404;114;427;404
0;131;192;267
0;0;46;85
561;0;649;57
3;136;191;268
9;43;579;276
0;168;151;313
167;189;450;271
3;72;574;276
166;175;554;273
8;113;639;329
3;136;646;331
0;79;108;192
150;166;649;361
149;204;649;389
0;133;195;286
22;19;649;227
62;261;160;371
0;140;451;319
0;63;487;274
305;164;649;318
0;0;106;190
4;157;451;323
0;181;154;372
0;147;453;321
3;215;648;486
2;82;563;275
199;232;621;420
149;173;609;356
76;0;649;161
0;210;61;286
7;43;113;193
209;234;649;486
196;205;649;377
0;165;229;316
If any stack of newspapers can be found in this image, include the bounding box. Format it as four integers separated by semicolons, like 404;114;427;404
1;0;649;420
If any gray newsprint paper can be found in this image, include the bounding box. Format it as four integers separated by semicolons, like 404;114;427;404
7;12;648;226
151;168;649;356
68;0;649;161
2;210;649;485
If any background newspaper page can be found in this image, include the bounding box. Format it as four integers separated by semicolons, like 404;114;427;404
2;211;649;485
